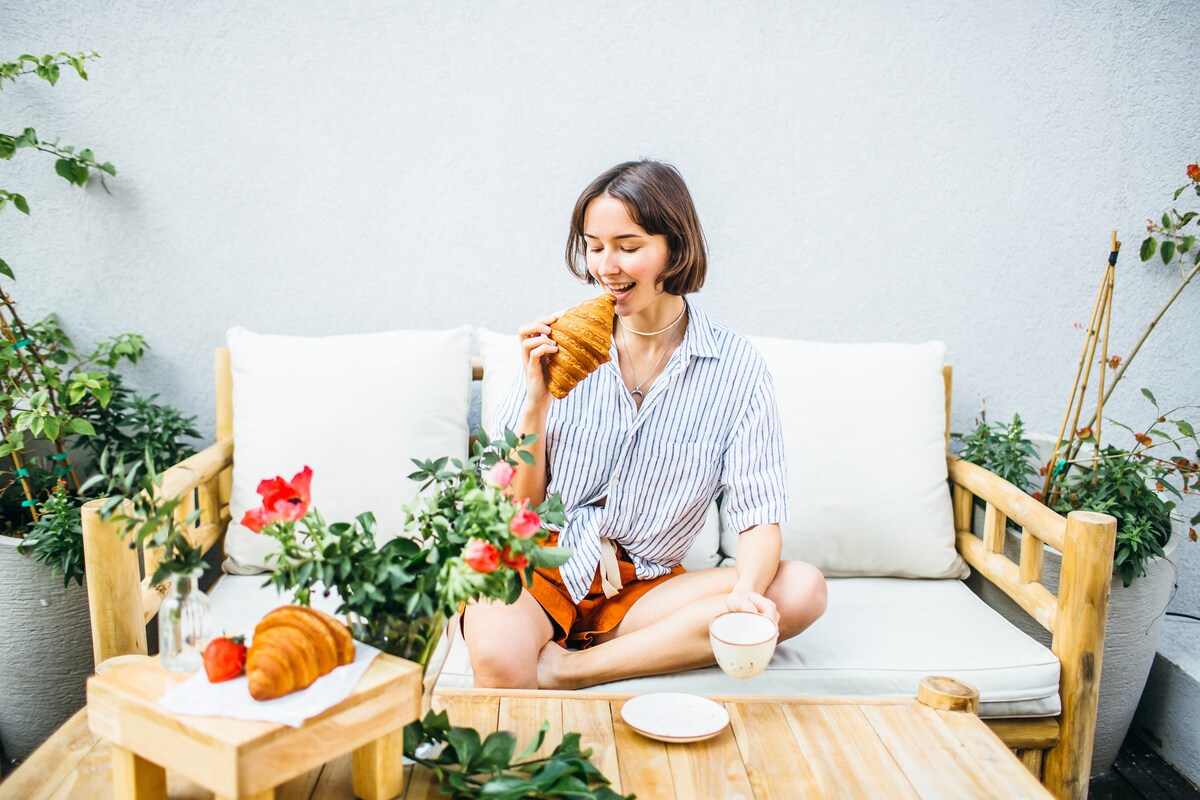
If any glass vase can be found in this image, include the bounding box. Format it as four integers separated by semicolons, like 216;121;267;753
351;611;447;675
158;568;212;672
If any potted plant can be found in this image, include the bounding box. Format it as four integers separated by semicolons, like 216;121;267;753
959;395;1197;774
0;51;199;764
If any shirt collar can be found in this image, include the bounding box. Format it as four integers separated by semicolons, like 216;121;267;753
678;295;720;360
605;294;721;368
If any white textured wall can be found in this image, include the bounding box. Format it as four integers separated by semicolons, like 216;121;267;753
3;2;1198;508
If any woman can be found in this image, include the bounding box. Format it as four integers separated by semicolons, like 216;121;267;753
464;159;827;690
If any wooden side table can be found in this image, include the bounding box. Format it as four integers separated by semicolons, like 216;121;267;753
85;653;421;800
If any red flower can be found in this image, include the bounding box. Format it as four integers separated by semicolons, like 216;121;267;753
509;504;542;539
241;466;313;533
485;461;516;489
1188;163;1200;182
464;539;500;573
499;545;529;570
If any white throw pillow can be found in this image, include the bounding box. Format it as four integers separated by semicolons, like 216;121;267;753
721;338;966;579
475;327;723;571
223;326;473;574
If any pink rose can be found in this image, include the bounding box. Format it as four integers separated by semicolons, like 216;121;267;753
509;506;542;539
464;539;500;573
485;461;516;489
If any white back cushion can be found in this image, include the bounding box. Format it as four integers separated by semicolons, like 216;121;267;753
475;327;723;571
722;339;966;579
223;326;472;574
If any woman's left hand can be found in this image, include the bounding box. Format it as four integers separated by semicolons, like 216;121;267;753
727;587;780;626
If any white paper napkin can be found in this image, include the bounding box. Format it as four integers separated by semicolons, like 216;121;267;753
159;642;382;727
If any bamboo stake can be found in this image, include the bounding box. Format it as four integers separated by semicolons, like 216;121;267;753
1093;234;1119;467
1044;257;1110;499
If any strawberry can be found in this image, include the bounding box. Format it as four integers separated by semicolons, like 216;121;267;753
203;635;247;682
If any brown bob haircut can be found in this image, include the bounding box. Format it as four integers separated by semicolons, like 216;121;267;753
565;159;708;295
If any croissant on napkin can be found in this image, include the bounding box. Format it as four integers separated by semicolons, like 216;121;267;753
545;294;617;399
246;606;355;701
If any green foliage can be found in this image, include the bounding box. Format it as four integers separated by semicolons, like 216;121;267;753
1051;391;1200;586
404;709;632;799
1;50;114;284
1141;162;1200;272
261;429;569;632
958;413;1040;494
18;481;84;586
83;451;206;585
78;373;199;467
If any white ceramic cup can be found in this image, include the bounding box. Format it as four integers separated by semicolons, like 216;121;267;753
709;611;778;679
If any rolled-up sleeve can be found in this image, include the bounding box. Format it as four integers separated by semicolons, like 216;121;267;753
720;370;789;534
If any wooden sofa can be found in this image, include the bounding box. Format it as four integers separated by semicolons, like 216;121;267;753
82;349;1117;800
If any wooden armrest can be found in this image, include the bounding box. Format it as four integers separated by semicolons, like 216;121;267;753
83;440;235;666
947;453;1117;798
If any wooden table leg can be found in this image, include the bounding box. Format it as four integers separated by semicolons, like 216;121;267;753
352;729;406;800
111;745;167;799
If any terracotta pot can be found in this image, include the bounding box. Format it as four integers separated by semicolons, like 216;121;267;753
0;534;95;762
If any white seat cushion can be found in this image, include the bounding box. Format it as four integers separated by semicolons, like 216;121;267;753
726;338;966;579
475;327;722;571
436;576;1061;718
223;325;473;573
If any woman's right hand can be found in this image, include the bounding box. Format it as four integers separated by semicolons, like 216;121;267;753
517;314;559;407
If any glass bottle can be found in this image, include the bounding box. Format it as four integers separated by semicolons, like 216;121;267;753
158;567;211;671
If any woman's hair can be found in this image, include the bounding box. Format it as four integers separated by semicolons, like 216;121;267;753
565;159;708;295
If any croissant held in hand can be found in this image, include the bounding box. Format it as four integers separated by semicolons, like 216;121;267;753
246;606;355;701
545;294;617;399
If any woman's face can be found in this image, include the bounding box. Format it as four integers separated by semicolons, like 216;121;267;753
583;194;672;315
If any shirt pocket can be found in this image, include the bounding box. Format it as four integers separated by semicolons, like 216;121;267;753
546;418;613;499
639;440;722;522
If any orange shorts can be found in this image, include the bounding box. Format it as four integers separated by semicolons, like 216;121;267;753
527;531;686;649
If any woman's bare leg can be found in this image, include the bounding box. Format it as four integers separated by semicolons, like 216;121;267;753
537;561;826;690
463;588;555;689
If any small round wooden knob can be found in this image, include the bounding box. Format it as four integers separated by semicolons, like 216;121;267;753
917;676;980;714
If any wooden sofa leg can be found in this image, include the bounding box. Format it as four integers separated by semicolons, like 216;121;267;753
1042;510;1116;800
83;498;147;666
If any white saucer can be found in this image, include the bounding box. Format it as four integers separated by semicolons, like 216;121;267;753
620;692;730;743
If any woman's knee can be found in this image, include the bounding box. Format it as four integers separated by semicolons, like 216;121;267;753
462;600;550;689
771;561;827;640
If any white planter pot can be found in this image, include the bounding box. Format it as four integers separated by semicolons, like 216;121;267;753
0;534;95;762
966;506;1182;775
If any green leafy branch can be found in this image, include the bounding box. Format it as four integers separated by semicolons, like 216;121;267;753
404;709;632;800
1;50;115;285
83;451;205;585
0;51;98;88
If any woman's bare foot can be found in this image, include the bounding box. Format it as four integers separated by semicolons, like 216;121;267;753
536;640;575;689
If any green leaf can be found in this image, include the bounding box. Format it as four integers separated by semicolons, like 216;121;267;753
12;193;29;214
1161;239;1176;264
66;417;95;436
1163;212;1172;229
0;258;12;280
446;726;481;767
42;415;60;441
1181;235;1196;253
516;721;549;760
528;546;572;568
1177;419;1195;438
54;158;76;183
476;730;517;771
1141;387;1158;407
1140;237;1157;262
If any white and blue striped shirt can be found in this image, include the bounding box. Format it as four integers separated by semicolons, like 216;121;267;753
490;295;789;604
